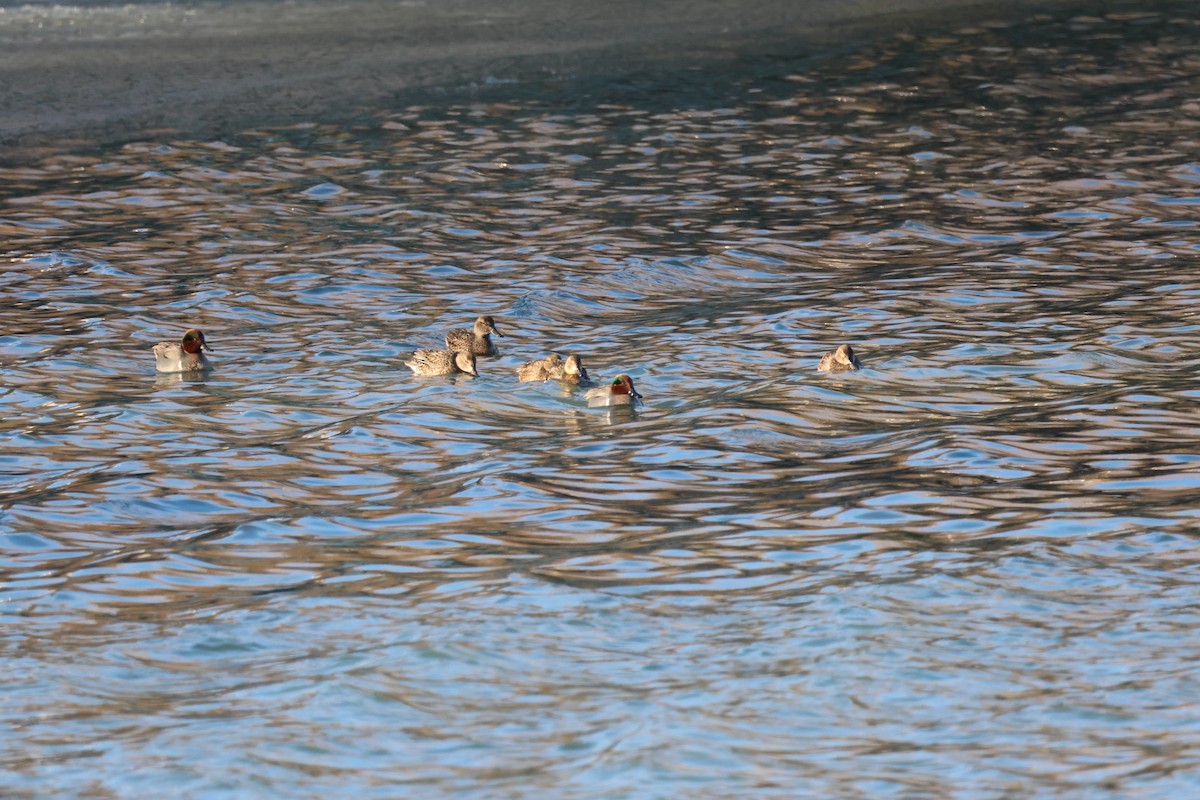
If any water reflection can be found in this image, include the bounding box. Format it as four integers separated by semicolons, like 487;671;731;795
3;6;1200;798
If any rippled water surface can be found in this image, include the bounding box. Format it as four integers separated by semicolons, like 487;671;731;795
5;7;1200;797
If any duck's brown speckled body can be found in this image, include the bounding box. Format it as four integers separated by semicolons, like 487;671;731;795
405;348;479;377
445;315;503;356
517;353;589;384
817;344;862;373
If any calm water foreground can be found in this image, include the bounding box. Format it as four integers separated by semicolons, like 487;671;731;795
3;6;1200;798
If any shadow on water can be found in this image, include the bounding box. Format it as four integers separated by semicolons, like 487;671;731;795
3;5;1200;798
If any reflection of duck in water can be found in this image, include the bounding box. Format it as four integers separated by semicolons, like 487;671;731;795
445;315;503;356
153;372;209;388
817;344;862;373
586;374;642;407
153;328;213;373
405;348;479;377
517;353;590;384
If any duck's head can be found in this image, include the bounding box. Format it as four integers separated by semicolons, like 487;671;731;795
476;315;503;338
455;350;479;376
610;374;641;398
565;354;587;380
835;344;859;367
181;328;212;354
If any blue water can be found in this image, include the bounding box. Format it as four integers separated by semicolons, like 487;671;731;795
3;6;1200;798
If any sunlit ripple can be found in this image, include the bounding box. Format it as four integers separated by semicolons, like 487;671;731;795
3;6;1200;797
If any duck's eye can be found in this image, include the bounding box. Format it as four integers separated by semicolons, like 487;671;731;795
612;377;623;386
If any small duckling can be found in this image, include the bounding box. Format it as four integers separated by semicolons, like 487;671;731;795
516;353;563;382
817;344;862;373
445;315;503;356
586;374;642;407
405;348;479;377
152;328;212;373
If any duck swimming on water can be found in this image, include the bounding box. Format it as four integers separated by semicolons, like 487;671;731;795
405;348;479;377
517;353;589;384
817;344;862;373
445;315;503;356
152;328;212;373
585;373;642;407
557;354;589;385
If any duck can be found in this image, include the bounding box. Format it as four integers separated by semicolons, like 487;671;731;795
445;315;503;356
817;344;862;373
152;328;212;373
517;353;563;382
405;348;479;377
586;373;642;407
516;353;590;384
558;354;589;385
